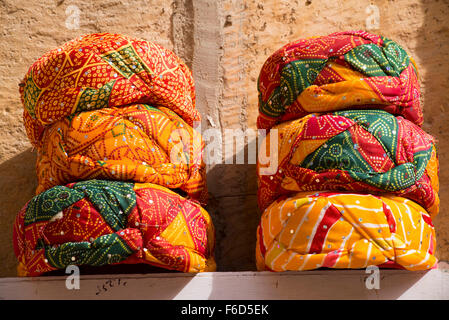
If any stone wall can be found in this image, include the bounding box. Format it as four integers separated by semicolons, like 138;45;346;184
0;0;447;276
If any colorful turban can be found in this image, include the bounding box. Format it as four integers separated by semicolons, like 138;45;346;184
257;30;421;129
13;180;216;277
35;104;207;204
19;33;199;148
257;109;439;216
256;191;437;271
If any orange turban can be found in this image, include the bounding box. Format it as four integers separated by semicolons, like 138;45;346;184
20;33;199;148
36;104;207;204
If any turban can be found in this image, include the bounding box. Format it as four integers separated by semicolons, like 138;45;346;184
13;180;216;276
257;109;439;216
36;104;207;204
257;30;421;129
20;33;199;148
256;191;437;271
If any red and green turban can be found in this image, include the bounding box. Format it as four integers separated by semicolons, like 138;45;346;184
257;30;422;129
257;110;439;216
13;180;216;277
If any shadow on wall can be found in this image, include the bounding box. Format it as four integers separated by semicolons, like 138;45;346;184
417;0;449;261
206;136;260;272
0;148;37;277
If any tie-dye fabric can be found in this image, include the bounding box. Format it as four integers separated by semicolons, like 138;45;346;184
19;33;199;148
36;104;207;205
257;110;439;216
256;191;437;271
13;180;216;277
257;30;421;129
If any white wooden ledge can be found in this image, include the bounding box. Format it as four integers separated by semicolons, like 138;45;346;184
1;269;449;300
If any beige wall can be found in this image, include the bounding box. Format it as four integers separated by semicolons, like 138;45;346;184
0;0;448;276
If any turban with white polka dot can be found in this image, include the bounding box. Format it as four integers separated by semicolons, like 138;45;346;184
13;180;216;276
256;191;437;271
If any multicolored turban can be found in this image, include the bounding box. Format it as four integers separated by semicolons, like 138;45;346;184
13;180;216;277
256;191;437;271
257;110;439;216
257;30;421;129
19;33;199;148
36;104;207;204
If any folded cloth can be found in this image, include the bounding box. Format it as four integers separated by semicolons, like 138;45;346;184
257;30;422;129
19;33;199;148
13;180;216;276
36;104;208;204
257;109;439;216
256;191;437;271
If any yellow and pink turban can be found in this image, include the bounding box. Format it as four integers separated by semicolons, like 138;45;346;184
256;192;437;271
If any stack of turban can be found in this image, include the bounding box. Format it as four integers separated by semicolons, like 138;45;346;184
256;30;439;271
14;33;216;276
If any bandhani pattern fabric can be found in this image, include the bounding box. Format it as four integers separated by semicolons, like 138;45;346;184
257;30;421;129
13;180;216;277
257;109;439;216
19;33;199;148
256;191;437;271
36;104;207;205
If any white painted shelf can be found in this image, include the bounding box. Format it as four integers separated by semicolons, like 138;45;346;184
1;268;449;300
